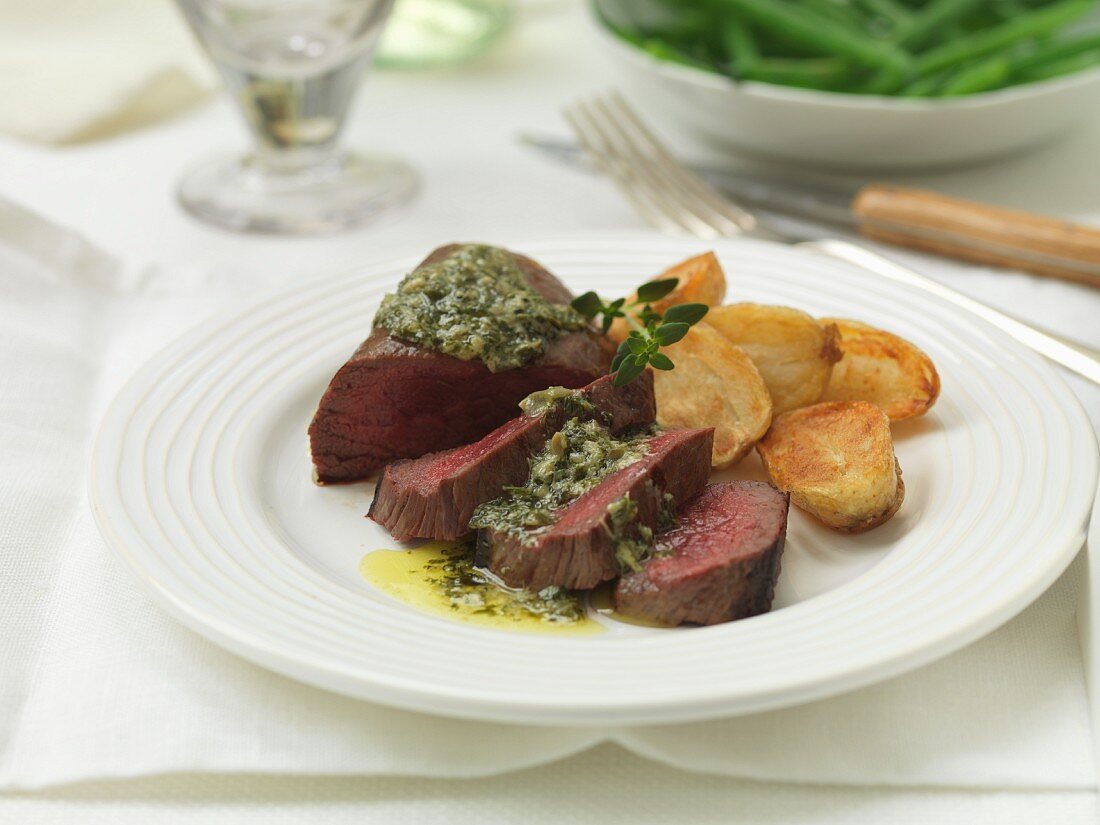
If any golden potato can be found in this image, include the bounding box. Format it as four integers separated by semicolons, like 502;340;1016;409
609;252;727;343
707;303;841;414
757;401;904;533
821;319;940;420
654;322;772;468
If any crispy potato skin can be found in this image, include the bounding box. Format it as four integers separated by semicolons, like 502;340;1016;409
821;319;940;420
757;401;904;532
707;303;842;414
609;252;727;343
655;322;772;468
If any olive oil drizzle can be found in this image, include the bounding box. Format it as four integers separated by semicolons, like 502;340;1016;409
360;542;678;633
360;540;603;635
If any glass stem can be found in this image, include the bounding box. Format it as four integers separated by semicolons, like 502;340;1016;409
226;54;374;175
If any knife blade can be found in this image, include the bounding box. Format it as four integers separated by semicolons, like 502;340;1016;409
520;131;1100;288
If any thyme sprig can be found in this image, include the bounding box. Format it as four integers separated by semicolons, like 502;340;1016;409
570;278;709;386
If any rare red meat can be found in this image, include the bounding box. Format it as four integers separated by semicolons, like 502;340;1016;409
369;372;657;542
476;428;714;591
614;481;789;626
309;245;612;483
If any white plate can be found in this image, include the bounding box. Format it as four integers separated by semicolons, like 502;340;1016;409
91;233;1098;725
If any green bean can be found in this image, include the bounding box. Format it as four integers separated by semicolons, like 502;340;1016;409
958;5;1007;31
800;0;868;30
753;26;836;57
743;56;856;88
859;65;910;92
640;39;713;70
856;0;915;28
657;11;711;41
1011;31;1100;73
1017;47;1100;80
899;0;987;48
858;0;987;92
899;69;953;95
991;0;1029;22
715;0;912;72
604;0;1100;97
939;54;1012;93
914;0;1094;76
721;16;759;75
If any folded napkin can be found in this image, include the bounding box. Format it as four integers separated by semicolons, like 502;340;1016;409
0;0;213;144
0;198;1096;792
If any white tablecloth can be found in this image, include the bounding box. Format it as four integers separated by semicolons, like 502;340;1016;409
2;3;1100;823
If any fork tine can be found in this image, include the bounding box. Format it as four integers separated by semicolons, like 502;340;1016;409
585;96;723;240
576;101;704;235
563;102;684;235
606;92;759;233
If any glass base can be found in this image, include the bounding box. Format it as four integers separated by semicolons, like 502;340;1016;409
177;151;418;235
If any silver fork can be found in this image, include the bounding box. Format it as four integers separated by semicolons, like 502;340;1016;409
563;92;1100;385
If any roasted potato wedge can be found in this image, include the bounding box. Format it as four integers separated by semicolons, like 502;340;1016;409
609;252;727;343
707;303;841;414
757;401;904;532
821;319;940;420
654;322;772;468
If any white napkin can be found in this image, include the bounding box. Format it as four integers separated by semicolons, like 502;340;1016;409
0;0;213;144
0;198;1096;792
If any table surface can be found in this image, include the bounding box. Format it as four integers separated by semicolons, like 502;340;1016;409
3;3;1100;822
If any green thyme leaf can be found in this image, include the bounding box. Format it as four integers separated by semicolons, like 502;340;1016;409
636;278;679;303
613;354;647;386
663;303;709;325
571;291;603;318
609;339;631;373
648;352;675;370
573;277;707;386
654;322;690;346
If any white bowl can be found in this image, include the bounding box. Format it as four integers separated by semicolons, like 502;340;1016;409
593;17;1100;171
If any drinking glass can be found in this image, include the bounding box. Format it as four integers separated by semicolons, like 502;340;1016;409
175;0;417;234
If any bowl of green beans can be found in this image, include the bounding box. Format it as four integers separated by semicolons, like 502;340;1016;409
592;0;1100;169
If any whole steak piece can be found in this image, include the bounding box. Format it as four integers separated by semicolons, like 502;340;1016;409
309;245;612;483
369;372;657;542
476;428;714;592
614;481;790;626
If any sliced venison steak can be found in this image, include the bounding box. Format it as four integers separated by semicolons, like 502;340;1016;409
476;427;714;591
368;372;657;542
613;481;789;626
309;245;612;483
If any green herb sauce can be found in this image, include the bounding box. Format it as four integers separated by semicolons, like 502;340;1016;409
423;538;587;624
373;244;588;373
468;417;652;547
519;386;583;417
608;491;678;573
518;385;605;425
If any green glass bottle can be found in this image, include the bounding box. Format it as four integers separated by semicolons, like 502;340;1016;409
375;0;513;68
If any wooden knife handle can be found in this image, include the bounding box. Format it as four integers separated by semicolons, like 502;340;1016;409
852;184;1100;288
